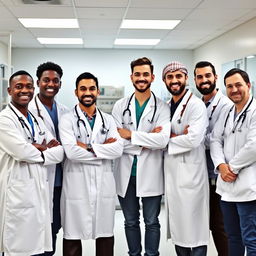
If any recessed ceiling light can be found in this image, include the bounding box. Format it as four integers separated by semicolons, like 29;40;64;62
246;55;255;59
121;20;180;30
18;18;79;28
37;38;83;44
114;39;160;45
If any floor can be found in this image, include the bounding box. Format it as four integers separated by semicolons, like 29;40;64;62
55;204;218;256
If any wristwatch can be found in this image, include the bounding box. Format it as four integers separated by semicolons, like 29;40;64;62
86;143;93;152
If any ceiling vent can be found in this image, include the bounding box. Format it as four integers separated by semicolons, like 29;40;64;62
22;0;62;4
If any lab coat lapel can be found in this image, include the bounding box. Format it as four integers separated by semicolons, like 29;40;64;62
91;108;102;142
9;104;36;141
76;105;92;140
34;95;56;136
137;93;154;131
130;97;137;130
207;89;221;117
171;90;191;123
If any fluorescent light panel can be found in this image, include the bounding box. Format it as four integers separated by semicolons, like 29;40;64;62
37;38;83;44
114;39;160;45
18;18;79;28
246;55;255;59
121;19;180;30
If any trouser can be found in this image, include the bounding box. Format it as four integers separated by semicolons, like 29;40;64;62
220;200;256;256
63;236;114;256
32;186;62;256
174;245;207;256
118;176;162;256
209;183;228;256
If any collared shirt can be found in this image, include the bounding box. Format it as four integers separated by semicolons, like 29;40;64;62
84;111;96;130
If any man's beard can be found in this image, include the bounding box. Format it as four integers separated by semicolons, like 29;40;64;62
196;81;216;95
166;82;186;96
133;80;151;93
78;95;97;107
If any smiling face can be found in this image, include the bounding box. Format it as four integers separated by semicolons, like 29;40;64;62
194;66;217;95
37;70;61;100
130;64;155;93
164;70;187;96
75;78;99;108
225;73;251;106
8;74;34;110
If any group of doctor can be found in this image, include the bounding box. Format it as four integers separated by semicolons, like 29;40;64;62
0;56;255;256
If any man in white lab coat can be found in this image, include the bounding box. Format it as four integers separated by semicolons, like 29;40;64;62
0;70;64;256
210;68;256;256
112;57;170;256
29;62;69;256
162;61;209;256
194;61;230;256
59;72;123;256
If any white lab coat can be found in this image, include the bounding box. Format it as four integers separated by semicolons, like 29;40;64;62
164;90;209;247
59;105;123;239
205;89;232;149
29;94;69;219
0;103;64;256
112;93;170;197
210;96;256;202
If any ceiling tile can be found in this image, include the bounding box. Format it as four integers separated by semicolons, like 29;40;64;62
74;0;129;8
125;8;192;20
76;7;126;19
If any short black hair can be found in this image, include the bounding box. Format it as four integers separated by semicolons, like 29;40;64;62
9;70;33;86
75;72;99;89
36;61;63;79
224;68;250;85
194;61;216;76
130;57;154;73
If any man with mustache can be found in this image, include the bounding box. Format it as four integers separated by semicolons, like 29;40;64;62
194;61;231;256
210;68;256;256
59;72;123;256
29;61;68;256
112;57;170;256
162;61;209;256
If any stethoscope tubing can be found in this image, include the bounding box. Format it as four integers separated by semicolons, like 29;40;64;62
74;105;108;138
8;103;45;142
122;91;157;125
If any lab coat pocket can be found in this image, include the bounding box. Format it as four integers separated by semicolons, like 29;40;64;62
177;163;202;189
4;179;40;253
101;172;116;198
7;178;36;208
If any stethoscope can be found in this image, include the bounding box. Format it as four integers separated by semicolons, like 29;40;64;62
34;95;44;120
75;105;109;138
207;98;221;121
122;91;157;125
9;104;45;143
172;92;193;124
223;97;253;133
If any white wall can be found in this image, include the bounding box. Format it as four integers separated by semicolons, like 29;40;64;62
193;17;256;87
12;48;193;108
0;41;8;65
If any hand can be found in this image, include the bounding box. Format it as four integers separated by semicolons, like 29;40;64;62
218;163;237;182
103;137;117;144
77;141;86;149
117;128;132;140
170;132;177;138
170;125;189;138
32;139;47;152
183;125;189;135
151;126;162;133
46;139;60;148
